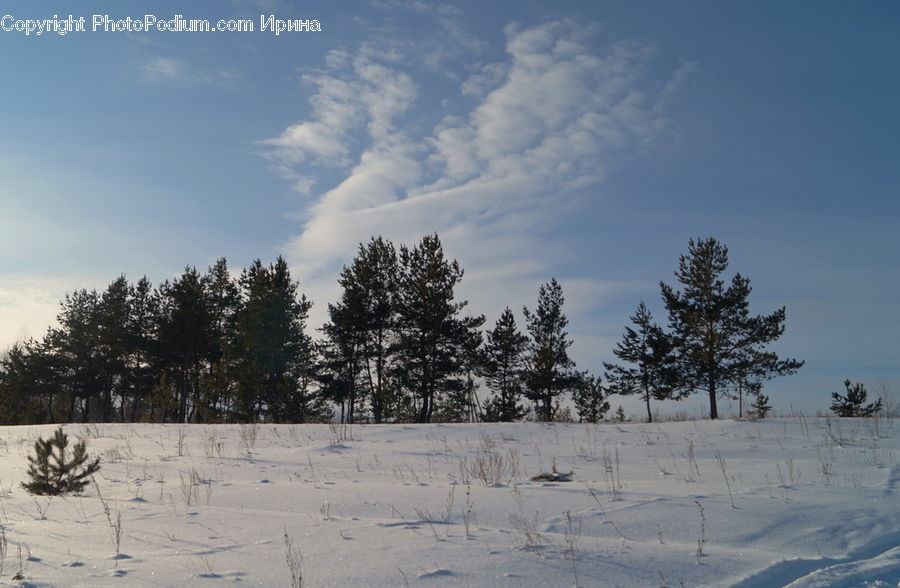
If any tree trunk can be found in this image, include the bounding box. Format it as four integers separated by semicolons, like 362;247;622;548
541;393;552;422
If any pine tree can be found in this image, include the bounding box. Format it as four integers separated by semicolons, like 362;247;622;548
323;237;401;423
156;267;215;423
661;238;804;419
320;302;365;423
750;391;772;418
200;259;240;422
394;234;484;423
234;257;317;422
603;301;678;423
831;380;882;417
22;428;100;495
573;373;610;423
522;279;580;422
0;343;43;424
123;276;161;422
49;289;105;421
479;308;528;422
96;276;132;422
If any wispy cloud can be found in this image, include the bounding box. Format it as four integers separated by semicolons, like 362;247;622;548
140;56;241;85
263;17;685;329
141;57;185;82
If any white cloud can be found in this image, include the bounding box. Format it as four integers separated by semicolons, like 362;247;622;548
368;0;487;72
141;57;184;82
262;19;683;333
140;57;241;85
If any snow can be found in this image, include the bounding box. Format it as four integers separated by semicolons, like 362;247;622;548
0;416;898;586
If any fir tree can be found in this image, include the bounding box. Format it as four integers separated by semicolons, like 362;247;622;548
522;279;580;422
22;427;100;495
603;301;679;423
831;380;882;417
661;238;804;419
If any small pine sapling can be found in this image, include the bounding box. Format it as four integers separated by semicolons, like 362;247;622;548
831;380;882;417
751;392;772;419
22;428;101;496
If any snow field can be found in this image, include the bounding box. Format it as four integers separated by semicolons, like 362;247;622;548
0;416;897;586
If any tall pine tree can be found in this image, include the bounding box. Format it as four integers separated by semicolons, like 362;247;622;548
522;279;579;422
324;237;400;423
480;308;528;422
661;238;803;419
156;267;214;423
49;289;104;421
233;257;320;422
200;259;240;422
123;276;160;422
394;234;484;423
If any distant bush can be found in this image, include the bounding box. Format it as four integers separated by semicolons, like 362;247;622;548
22;428;100;495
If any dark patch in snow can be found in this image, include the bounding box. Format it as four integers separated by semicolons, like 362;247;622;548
418;568;455;579
531;470;573;482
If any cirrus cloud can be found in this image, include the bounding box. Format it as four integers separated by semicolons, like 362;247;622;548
263;17;689;330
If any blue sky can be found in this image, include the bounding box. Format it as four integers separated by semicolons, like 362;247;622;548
2;1;898;416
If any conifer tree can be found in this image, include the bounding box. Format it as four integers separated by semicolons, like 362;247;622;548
156;267;215;422
200;259;240;422
661;238;803;419
324;237;400;423
522;279;579;422
751;391;772;418
120;276;159;421
573;373;610;423
604;301;678;423
479;308;528;422
320;302;365;423
0;343;43;424
234;257;316;422
49;289;104;421
394;234;484;423
97;276;131;421
831;380;881;417
22;427;100;495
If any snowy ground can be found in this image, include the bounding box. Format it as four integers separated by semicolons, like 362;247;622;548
0;416;897;587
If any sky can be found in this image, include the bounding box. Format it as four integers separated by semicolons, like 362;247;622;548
2;1;898;416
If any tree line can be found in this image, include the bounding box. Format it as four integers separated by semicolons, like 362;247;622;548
0;235;802;424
